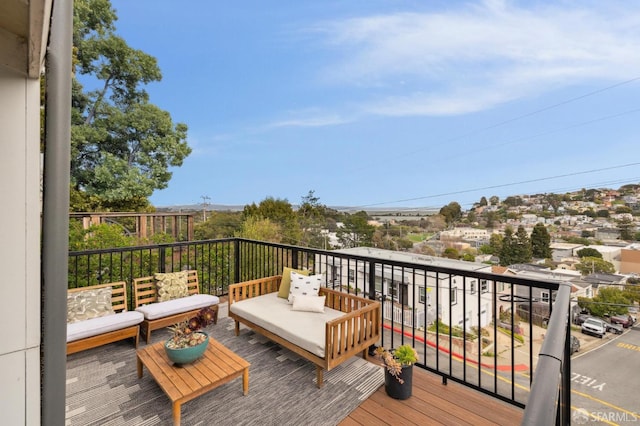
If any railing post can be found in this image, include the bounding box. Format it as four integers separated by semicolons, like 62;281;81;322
562;318;572;425
368;261;376;301
234;239;240;284
291;248;299;270
159;245;166;273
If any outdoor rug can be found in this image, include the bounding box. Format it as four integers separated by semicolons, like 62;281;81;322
66;316;384;426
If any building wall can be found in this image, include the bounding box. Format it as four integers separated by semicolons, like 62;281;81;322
620;248;640;274
0;67;42;424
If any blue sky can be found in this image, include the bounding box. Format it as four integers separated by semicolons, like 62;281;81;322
110;0;640;210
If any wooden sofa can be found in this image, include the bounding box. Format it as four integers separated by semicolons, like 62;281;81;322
67;281;144;355
229;275;381;388
133;270;220;343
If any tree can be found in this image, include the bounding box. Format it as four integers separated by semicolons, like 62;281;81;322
337;211;376;248
71;0;190;211
530;223;552;259
499;227;516;266
297;190;328;248
439;202;462;227
442;248;460;259
618;217;636;241
479;196;488;206
576;247;602;259
499;226;531;266
489;195;500;205
513;225;533;263
575;257;615;275
243;197;301;245
194;211;243;239
235;216;281;243
484;211;499;229
577;287;630;317
488;233;503;255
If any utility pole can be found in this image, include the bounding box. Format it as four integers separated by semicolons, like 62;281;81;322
201;195;211;221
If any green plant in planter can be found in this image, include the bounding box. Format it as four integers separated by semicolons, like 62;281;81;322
374;344;418;384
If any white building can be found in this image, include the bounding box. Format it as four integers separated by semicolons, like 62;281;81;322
2;2;67;424
319;248;499;331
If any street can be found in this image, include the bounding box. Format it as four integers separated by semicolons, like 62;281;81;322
570;324;640;424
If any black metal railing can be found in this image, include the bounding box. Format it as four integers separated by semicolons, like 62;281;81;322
68;237;571;421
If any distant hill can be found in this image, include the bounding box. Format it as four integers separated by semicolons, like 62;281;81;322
156;203;439;215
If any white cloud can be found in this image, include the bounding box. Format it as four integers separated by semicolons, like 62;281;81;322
311;1;640;116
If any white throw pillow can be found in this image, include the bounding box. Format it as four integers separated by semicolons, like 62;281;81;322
292;295;326;313
288;271;322;304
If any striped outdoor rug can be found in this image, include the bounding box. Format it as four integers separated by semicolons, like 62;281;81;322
66;316;384;426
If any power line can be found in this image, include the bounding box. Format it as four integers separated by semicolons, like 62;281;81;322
356;162;640;208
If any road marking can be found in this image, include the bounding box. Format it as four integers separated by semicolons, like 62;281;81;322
616;342;640;352
572;389;640;422
571;372;606;391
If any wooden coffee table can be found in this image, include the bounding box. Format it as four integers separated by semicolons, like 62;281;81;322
137;337;250;425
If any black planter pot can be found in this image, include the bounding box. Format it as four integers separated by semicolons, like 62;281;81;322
384;365;413;400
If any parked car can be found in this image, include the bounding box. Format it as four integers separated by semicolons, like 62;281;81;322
570;335;580;354
610;314;634;328
604;321;623;334
581;318;606;338
574;313;590;326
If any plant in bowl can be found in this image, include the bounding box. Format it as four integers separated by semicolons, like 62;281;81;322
166;306;217;350
375;344;418;384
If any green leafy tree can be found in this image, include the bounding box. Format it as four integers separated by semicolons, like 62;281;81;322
575;257;615;275
297;190;329;248
243;197;301;245
513;225;533;263
442;247;460;259
439;202;462;227
235;216;281;243
484;211;499;229
499;227;516;266
576;247;602;259
337;211;376;248
489;233;503;255
530;223;552;259
194;211;243;240
618;218;636;241
71;0;190;211
577;287;630;317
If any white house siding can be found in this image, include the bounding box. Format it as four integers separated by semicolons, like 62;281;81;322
0;67;42;425
317;249;493;330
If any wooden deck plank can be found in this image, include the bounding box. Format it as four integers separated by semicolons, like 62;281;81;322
340;366;523;426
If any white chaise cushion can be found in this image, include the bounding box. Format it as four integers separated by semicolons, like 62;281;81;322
67;311;144;343
230;292;344;358
292;295;326;313
135;294;220;320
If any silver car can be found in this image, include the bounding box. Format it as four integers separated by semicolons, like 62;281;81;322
581;318;606;338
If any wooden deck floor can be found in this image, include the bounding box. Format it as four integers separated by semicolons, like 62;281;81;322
340;366;524;426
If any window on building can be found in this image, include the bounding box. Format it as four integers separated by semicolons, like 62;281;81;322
391;282;409;304
348;269;355;283
481;279;489;293
419;286;426;304
541;291;550;303
451;287;458;305
470;280;476;294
